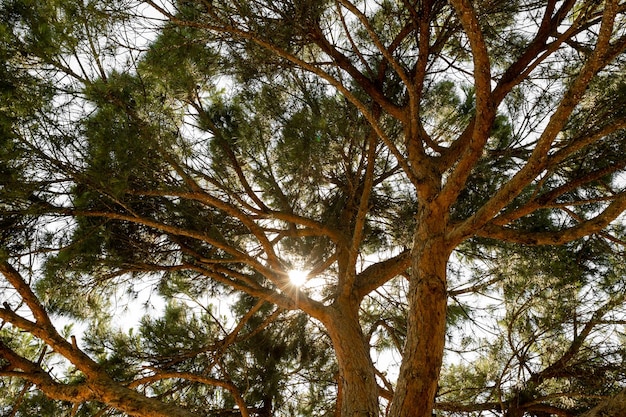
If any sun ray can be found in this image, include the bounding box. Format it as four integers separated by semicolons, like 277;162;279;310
288;269;308;287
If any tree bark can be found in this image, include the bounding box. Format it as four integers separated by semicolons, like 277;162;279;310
89;381;202;417
325;301;380;417
388;209;451;417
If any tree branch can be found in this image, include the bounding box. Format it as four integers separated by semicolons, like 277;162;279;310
0;261;202;417
0;341;93;403
476;191;626;245
449;0;621;245
129;371;250;417
439;0;496;209
354;251;411;300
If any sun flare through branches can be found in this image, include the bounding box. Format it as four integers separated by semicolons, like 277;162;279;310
287;269;309;287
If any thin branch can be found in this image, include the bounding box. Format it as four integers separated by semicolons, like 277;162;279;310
336;0;412;88
341;131;379;299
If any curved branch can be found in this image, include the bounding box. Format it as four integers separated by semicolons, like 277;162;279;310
450;12;621;245
44;205;280;285
185;263;328;319
341;132;379;300
153;152;283;271
336;0;412;89
491;158;626;227
0;341;93;403
439;0;495;209
493;0;577;102
0;262;202;417
334;1;374;76
476;191;626;245
129;371;250;417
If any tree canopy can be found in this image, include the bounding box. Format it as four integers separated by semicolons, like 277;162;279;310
1;1;626;416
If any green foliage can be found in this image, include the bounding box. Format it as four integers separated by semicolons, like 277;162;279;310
141;22;219;97
227;296;337;416
442;234;626;413
1;1;626;416
0;1;56;255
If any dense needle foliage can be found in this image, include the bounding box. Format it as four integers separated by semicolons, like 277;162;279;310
1;1;626;417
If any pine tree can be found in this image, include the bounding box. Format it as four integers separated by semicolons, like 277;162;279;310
1;1;626;417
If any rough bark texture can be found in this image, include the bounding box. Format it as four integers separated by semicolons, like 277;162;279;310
388;207;451;417
325;302;380;417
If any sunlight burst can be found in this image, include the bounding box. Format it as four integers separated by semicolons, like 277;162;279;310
288;269;308;287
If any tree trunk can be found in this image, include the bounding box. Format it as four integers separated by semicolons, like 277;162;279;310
325;302;380;417
388;211;451;417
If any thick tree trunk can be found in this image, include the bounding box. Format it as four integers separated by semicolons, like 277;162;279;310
388;212;451;417
325;302;380;417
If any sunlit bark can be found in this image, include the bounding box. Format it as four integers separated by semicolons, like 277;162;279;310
324;302;380;417
388;204;452;417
